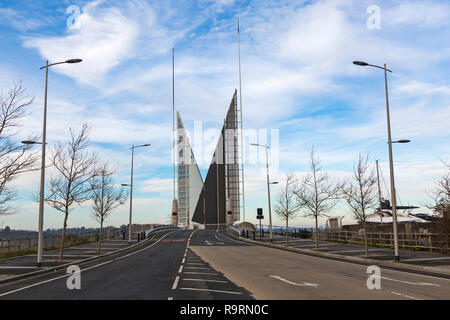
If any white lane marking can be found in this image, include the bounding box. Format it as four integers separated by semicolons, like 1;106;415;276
30;255;97;258
183;279;228;283
180;287;243;295
0;230;179;297
269;275;319;288
215;232;254;245
328;249;385;254
402;257;450;262
183;272;219;275
184;267;211;270
381;276;441;287
289;243;339;248
205;240;213;246
0;260;111;298
178;265;184;273
185;263;207;266
182;258;185;264
391;291;423;300
172;276;180;290
0;266;40;270
168;297;174;300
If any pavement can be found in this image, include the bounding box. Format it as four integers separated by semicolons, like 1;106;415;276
0;228;448;300
189;228;450;300
0;229;253;300
250;234;450;270
0;234;142;281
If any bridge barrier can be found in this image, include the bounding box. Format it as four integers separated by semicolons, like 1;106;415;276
145;226;179;237
227;226;241;237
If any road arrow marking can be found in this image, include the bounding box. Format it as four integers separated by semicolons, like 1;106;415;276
269;275;319;288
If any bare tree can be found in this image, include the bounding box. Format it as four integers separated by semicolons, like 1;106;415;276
341;154;377;256
427;160;450;214
275;173;302;243
0;82;38;214
90;163;127;253
45;124;99;261
295;148;342;249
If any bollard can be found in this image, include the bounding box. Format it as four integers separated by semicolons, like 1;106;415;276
262;229;264;238
122;232;126;240
138;233;141;242
253;231;256;240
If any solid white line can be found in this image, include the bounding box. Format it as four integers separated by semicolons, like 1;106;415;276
172;276;180;290
269;275;319;288
216;232;253;245
178;265;183;273
0;230;179;297
185;263;207;266
0;266;40;270
381;276;441;287
183;272;219;275
391;291;423;300
402;257;450;262
328;249;385;254
180;287;243;295
183;278;228;283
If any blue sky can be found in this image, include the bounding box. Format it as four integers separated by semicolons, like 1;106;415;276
0;0;449;230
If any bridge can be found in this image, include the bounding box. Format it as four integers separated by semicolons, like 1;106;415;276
0;226;449;300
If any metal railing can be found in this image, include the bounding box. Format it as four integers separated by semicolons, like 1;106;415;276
319;230;449;253
0;229;122;256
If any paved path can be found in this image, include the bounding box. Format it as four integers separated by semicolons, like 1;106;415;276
190;229;450;300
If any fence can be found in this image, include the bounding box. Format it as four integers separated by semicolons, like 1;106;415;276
319;230;449;253
0;229;122;256
251;225;448;253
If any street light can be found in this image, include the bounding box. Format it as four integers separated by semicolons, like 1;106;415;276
124;144;151;245
353;60;402;261
251;143;274;242
34;58;82;268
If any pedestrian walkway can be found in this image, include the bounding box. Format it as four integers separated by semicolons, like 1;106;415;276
249;234;450;270
0;235;141;281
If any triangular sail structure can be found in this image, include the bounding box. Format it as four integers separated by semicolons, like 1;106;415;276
176;112;203;227
191;91;241;226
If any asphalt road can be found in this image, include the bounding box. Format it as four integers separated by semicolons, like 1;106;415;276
0;229;252;300
0;227;449;300
190;228;450;300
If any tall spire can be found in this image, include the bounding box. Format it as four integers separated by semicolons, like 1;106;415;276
237;19;246;222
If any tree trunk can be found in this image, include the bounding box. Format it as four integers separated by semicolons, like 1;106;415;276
98;219;103;254
285;219;289;244
315;216;319;249
364;220;369;257
59;211;69;261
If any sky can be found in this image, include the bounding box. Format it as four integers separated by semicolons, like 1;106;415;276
0;0;449;231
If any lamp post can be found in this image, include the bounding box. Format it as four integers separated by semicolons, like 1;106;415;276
123;144;151;245
32;58;82;267
251;143;274;242
353;60;408;261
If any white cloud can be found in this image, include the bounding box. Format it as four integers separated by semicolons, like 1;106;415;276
0;8;44;31
23;2;141;85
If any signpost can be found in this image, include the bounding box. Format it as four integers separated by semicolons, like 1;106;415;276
257;208;264;239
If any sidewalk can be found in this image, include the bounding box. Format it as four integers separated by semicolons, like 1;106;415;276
243;233;450;274
0;236;140;281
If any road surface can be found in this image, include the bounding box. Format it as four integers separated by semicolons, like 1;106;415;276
0;228;448;300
